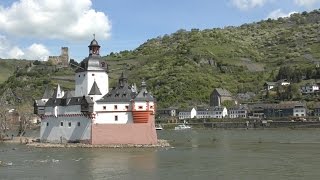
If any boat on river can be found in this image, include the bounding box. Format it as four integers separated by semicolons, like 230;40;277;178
155;124;163;130
174;124;191;130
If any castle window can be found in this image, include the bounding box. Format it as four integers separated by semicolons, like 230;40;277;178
103;106;106;110
77;122;81;126
125;106;129;110
92;74;95;76
114;105;118;110
115;115;118;121
150;106;153;109
91;97;93;100
68;122;71;127
60;122;63;126
46;122;49;126
78;75;80;77
138;106;143;109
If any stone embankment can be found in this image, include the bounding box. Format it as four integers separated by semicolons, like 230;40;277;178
26;139;170;148
0;137;37;144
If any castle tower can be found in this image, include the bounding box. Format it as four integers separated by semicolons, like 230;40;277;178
74;37;109;97
60;47;69;66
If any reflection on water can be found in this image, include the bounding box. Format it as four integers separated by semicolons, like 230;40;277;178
1;129;320;179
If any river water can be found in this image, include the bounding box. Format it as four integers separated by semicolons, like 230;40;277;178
1;129;320;180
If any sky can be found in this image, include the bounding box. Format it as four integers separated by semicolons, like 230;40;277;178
0;0;319;62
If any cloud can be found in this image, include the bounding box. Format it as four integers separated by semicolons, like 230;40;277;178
294;0;320;8
0;35;50;60
231;0;268;10
266;9;297;19
0;0;111;41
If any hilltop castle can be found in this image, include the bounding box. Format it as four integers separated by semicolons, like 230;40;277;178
47;47;69;66
34;38;157;145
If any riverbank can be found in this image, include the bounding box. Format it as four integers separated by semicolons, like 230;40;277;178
161;121;320;129
26;139;170;148
1;137;170;148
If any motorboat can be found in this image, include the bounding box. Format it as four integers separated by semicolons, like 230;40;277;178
174;124;191;130
155;124;163;130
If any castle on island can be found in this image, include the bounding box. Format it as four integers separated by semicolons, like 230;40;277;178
34;38;157;145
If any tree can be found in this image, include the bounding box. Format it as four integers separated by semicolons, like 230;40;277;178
222;100;236;109
16;103;33;137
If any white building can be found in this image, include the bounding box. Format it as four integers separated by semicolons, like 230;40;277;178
196;107;210;119
208;106;228;119
178;107;196;120
228;105;248;119
301;83;319;94
34;38;157;145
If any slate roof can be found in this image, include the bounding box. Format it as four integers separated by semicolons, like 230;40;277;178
76;55;105;72
97;72;136;102
134;80;155;102
76;38;105;72
265;82;276;86
42;86;54;99
229;104;249;111
209;106;226;111
45;96;93;107
88;81;102;95
62;91;75;98
178;107;196;112
214;88;232;97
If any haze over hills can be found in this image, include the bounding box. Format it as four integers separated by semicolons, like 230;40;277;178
1;9;320;108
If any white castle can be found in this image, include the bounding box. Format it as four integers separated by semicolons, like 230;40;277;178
34;38;157;145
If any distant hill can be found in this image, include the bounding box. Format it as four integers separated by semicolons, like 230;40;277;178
0;59;31;83
104;9;320;107
1;9;320;109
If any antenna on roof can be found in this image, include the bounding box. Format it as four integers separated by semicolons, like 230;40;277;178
93;33;95;39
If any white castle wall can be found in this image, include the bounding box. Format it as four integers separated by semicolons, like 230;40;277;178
95;102;133;124
75;71;108;97
134;101;155;113
40;116;91;143
75;72;88;97
45;105;81;116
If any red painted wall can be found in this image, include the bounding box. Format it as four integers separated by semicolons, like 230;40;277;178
91;116;158;145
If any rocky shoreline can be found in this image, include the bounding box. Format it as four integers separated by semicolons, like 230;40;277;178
25;139;170;148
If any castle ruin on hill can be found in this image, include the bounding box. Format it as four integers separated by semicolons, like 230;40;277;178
47;47;69;67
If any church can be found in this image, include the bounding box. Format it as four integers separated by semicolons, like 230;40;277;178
34;38;157;145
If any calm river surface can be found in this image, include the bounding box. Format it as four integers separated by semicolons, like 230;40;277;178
1;129;320;180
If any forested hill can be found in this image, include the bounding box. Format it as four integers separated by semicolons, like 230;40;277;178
105;9;320;108
1;10;320;109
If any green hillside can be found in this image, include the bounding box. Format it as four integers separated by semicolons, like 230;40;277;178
1;10;320;109
0;59;30;83
104;10;320;107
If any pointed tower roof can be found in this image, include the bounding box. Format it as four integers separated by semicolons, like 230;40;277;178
88;81;102;95
53;84;63;98
134;80;154;101
42;85;54;99
76;37;105;72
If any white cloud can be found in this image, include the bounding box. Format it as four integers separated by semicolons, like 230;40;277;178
25;44;50;61
0;35;50;60
231;0;268;10
0;0;111;41
294;0;320;8
266;9;297;19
